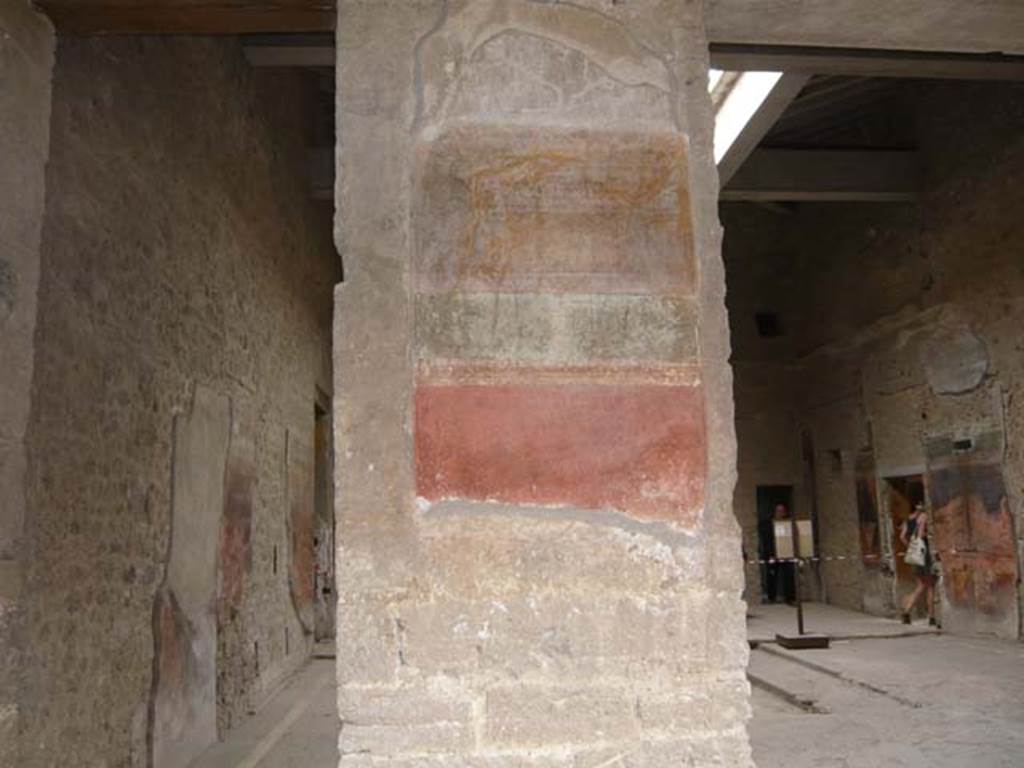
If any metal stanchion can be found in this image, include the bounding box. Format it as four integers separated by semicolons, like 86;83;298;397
775;517;829;650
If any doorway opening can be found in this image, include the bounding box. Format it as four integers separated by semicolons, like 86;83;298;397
756;485;794;604
883;474;925;611
313;396;335;642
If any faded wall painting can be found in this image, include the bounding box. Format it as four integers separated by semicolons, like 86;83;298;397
219;432;254;615
287;431;315;636
414;126;695;296
926;434;1019;638
150;386;230;768
855;448;881;565
411;122;704;527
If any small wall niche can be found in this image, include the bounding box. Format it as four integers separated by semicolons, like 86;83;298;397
755;311;784;338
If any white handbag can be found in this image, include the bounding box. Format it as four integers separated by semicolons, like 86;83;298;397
905;537;927;567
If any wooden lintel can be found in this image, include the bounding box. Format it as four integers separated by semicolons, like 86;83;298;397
37;4;335;35
244;43;334;67
721;148;919;203
28;0;1024;55
710;44;1024;81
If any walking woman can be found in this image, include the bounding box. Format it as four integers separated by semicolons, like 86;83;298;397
901;502;938;626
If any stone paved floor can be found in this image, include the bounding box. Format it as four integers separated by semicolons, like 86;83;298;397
188;607;1021;767
747;601;938;643
189;658;337;768
749;632;1024;768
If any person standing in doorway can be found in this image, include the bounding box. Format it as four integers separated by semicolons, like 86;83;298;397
769;503;797;604
901;502;938;626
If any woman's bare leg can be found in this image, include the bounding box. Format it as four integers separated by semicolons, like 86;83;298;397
903;578;925;615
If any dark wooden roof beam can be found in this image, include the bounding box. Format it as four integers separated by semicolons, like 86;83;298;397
710;44;1024;81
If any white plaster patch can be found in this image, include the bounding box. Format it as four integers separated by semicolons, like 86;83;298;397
920;327;989;394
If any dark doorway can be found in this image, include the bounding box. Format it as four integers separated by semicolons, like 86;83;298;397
884;474;925;604
756;485;794;603
313;396;335;641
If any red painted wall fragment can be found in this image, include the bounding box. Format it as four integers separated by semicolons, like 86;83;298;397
929;462;1018;616
219;454;254;614
415;381;705;524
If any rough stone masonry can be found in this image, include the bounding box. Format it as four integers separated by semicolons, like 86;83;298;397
12;35;338;767
334;1;750;764
0;4;54;764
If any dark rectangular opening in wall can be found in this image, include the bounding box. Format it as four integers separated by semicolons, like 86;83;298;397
829;449;843;475
313;395;335;641
884;474;925;591
755;311;783;338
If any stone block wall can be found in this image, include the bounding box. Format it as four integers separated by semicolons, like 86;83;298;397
16;37;339;765
334;1;751;765
0;2;54;763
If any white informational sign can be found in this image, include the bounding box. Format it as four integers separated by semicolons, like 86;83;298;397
773;519;816;559
774;520;794;559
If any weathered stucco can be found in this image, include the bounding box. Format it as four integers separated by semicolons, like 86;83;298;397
727;81;1024;639
152;384;230;768
0;2;54;761
335;0;749;764
17;36;338;766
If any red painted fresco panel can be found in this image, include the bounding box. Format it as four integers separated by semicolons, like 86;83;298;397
219;453;254;614
929;462;1018;617
855;448;881;566
415;382;705;524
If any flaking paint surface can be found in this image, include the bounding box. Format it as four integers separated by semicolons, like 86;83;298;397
415;125;695;295
415;380;706;524
219;450;254;613
930;462;1018;619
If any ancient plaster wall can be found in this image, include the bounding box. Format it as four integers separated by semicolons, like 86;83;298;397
727;82;1024;637
335;0;751;765
0;2;54;762
18;37;338;765
152;385;231;768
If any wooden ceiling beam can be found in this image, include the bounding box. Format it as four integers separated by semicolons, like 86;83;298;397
36;3;335;35
710;43;1024;81
33;1;1024;59
243;33;333;66
721;148;919;203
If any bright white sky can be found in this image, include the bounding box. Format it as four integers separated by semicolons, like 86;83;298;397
713;70;783;163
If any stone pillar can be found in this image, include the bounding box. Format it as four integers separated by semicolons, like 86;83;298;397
0;2;54;762
334;1;750;764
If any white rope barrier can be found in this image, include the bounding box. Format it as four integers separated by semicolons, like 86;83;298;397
743;551;965;566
